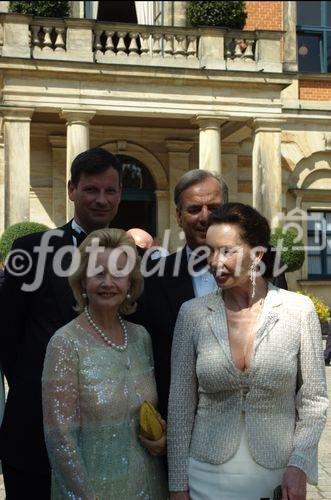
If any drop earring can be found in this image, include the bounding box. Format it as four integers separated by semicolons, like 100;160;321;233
82;291;87;300
126;292;131;300
249;262;257;299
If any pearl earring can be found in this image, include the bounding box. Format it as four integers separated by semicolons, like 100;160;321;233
126;292;131;300
249;262;257;299
82;292;87;299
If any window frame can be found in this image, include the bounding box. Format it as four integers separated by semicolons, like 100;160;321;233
307;209;331;279
297;0;331;73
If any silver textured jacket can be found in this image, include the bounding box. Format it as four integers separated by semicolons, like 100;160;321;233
167;284;328;491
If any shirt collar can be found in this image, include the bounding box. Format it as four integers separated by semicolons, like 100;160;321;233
72;219;86;235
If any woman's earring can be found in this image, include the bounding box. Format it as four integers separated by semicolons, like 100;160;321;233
82;292;87;300
249;263;256;299
126;292;131;300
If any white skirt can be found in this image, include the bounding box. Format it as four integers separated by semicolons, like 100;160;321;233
188;415;284;500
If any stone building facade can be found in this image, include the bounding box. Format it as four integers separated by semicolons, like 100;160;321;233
0;1;330;302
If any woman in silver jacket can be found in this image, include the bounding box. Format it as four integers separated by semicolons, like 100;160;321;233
168;203;328;500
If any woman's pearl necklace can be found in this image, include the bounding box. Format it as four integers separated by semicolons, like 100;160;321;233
84;306;128;352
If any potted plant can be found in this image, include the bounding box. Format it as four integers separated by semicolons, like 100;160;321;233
9;1;69;17
187;1;247;29
0;221;49;260
270;226;305;273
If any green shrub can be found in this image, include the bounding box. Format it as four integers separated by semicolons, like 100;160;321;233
187;1;247;29
0;221;49;260
9;1;69;17
270;226;305;273
297;290;330;323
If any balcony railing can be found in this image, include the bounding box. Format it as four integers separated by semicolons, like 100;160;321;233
0;13;284;73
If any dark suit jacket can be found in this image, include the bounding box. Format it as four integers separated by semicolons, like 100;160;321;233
0;221;77;472
131;248;194;418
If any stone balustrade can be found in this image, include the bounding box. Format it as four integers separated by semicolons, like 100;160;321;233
0;13;284;73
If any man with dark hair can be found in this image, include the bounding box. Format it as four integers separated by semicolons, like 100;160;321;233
0;147;122;499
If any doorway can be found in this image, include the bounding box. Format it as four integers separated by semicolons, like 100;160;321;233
112;154;157;235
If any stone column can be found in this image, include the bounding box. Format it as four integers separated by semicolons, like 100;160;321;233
173;1;187;26
283;1;297;72
252;118;284;226
155;189;169;245
196;116;228;174
49;135;67;226
3;108;34;227
60;110;95;219
166;139;193;251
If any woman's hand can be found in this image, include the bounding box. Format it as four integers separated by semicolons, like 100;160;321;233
281;466;307;500
139;419;167;456
170;492;190;500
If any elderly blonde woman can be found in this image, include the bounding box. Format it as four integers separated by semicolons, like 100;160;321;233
168;203;328;500
42;228;168;499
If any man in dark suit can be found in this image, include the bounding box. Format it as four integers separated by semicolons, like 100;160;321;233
0;147;122;499
133;170;227;418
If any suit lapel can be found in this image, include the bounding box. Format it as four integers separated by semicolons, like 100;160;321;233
206;284;282;371
206;293;233;366
254;284;281;349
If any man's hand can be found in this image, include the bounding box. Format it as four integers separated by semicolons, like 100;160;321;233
281;466;307;500
139;418;167;456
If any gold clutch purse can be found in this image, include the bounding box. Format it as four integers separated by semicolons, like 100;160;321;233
139;401;163;441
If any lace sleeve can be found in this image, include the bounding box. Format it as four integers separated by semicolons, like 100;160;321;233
42;330;96;499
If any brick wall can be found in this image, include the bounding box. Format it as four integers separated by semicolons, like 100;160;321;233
244;1;283;31
299;80;331;100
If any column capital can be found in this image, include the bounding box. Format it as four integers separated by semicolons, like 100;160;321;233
60;109;96;124
165;139;193;153
1;107;34;122
194;115;229;129
49;134;66;149
251;117;286;133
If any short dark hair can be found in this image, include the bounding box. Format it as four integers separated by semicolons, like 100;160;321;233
70;147;122;186
209;202;275;279
174;169;228;209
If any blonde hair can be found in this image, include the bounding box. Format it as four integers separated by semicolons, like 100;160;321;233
69;228;143;315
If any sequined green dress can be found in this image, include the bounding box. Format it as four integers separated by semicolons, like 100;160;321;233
42;316;168;500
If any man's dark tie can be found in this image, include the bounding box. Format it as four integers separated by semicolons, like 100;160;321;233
72;229;87;247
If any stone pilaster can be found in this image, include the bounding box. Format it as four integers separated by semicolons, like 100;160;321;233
196;116;228;174
166;139;193;251
155;189;169;246
252;118;284;226
283;1;298;72
49;135;67;226
60;109;95;219
3;108;34;227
